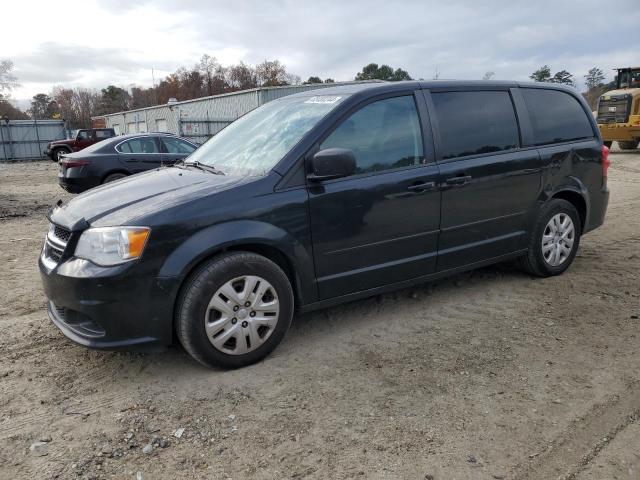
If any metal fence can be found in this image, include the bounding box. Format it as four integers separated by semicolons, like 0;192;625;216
0;120;66;161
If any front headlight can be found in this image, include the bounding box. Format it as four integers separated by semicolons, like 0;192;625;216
75;226;150;266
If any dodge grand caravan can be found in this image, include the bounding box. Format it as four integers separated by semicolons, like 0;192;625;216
39;81;609;369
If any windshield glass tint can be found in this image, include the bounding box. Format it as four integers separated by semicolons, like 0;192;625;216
185;94;347;175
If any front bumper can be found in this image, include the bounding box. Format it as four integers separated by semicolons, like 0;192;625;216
39;254;181;351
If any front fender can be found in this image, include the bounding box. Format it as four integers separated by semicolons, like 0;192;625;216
157;219;317;305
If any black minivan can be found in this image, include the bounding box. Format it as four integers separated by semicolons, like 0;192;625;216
39;81;609;368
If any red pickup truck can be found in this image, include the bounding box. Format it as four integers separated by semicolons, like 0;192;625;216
44;128;116;161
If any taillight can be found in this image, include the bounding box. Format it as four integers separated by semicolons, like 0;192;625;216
60;158;90;168
601;144;610;180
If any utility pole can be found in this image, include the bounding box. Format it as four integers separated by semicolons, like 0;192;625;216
152;68;158;106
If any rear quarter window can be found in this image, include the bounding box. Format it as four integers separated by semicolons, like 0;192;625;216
95;130;114;139
431;90;520;160
521;88;594;145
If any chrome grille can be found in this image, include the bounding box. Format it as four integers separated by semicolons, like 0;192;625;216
41;223;70;269
597;95;631;124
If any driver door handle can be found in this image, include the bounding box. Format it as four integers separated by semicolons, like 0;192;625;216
445;175;472;186
407;181;436;192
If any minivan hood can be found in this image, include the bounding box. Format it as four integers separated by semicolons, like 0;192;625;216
50;167;254;229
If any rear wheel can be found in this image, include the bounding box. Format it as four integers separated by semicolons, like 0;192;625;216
618;140;639;150
103;172;127;184
519;199;581;277
176;252;294;369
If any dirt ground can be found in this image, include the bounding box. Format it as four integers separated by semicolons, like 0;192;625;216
0;150;639;480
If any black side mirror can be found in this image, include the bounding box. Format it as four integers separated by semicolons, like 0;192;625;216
307;148;356;182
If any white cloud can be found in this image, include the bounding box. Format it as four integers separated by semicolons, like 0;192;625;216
2;0;639;101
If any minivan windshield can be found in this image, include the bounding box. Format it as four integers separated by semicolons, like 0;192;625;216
185;94;348;176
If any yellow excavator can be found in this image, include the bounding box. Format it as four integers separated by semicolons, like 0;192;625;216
597;67;640;150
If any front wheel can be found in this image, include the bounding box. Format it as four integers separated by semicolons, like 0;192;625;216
519;199;581;277
54;148;70;161
176;252;294;369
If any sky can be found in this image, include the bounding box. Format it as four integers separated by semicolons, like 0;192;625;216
2;0;639;108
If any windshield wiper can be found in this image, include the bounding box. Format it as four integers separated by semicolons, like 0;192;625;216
184;161;225;175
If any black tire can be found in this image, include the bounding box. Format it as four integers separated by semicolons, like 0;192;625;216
176;252;294;369
603;141;612;149
519;199;582;277
53;148;70;162
618;140;639;150
103;172;127;184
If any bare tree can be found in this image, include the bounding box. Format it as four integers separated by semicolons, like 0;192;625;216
74;88;100;128
256;60;288;86
0;98;27;119
176;67;205;100
198;55;228;96
130;86;155;109
51;87;77;125
227;62;258;90
0;60;18;94
285;73;301;86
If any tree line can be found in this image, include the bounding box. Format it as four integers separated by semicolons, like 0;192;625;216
0;57;618;129
528;65;614;109
0;58;413;129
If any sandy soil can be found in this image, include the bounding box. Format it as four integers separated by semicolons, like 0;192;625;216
0;151;639;480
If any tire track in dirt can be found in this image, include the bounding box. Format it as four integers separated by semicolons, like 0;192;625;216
513;381;640;480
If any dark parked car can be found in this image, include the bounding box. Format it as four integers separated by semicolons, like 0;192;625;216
58;133;198;193
45;128;116;161
40;81;609;369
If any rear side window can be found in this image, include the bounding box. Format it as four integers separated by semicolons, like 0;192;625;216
521;88;594;145
320;95;424;175
118;137;159;154
161;137;197;154
95;130;113;139
431;91;519;160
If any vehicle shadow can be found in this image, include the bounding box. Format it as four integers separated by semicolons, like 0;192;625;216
127;260;526;376
289;261;522;334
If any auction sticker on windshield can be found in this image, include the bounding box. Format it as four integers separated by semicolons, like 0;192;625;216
304;96;342;104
